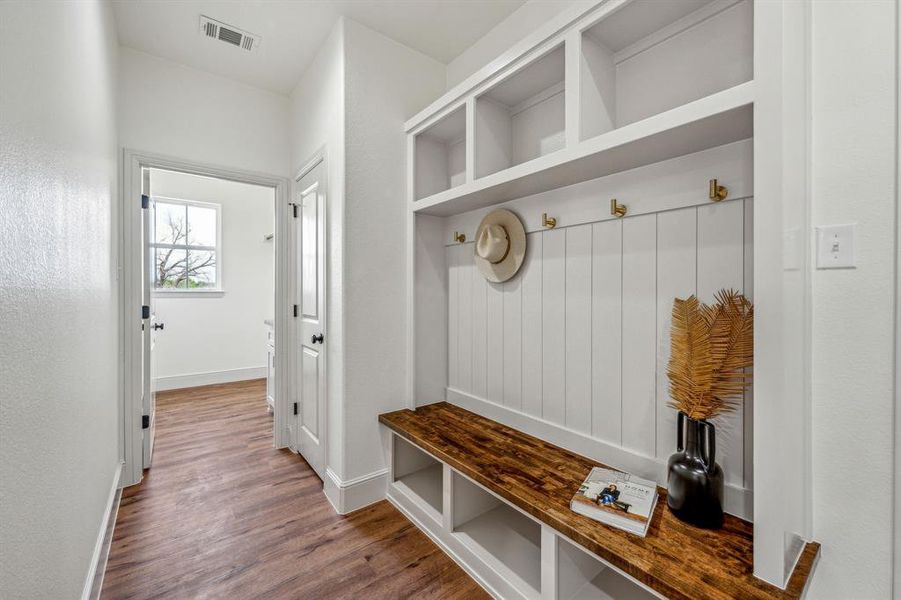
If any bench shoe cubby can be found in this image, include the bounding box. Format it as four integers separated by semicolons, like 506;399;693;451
384;429;660;600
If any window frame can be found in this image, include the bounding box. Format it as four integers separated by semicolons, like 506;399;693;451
150;196;224;295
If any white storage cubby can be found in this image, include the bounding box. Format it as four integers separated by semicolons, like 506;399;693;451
402;0;814;590
392;435;443;519
451;472;542;599
414;105;467;200
580;0;753;140
557;536;658;600
475;43;566;178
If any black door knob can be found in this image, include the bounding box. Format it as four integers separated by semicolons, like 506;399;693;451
311;333;324;344
152;323;165;331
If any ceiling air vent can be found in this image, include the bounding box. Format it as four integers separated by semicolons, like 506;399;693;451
199;16;259;52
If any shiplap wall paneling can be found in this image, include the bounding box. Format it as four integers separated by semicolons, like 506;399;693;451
458;244;474;392
542;228;567;425
591;220;622;444
742;199;753;490
621;214;657;457
503;265;523;410
565;225;592;433
447;244;459;390
697;200;746;488
472;249;488;399
521;233;543;417
487;274;505;404
655;207;698;461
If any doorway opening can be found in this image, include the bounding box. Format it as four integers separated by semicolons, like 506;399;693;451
121;151;290;488
144;168;276;463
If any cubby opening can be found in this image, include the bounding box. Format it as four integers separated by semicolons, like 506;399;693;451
392;435;443;517
580;0;752;140
451;472;542;599
415;106;467;200
475;43;566;179
557;536;657;600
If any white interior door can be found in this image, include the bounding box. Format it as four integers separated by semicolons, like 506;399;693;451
293;160;327;479
141;169;158;469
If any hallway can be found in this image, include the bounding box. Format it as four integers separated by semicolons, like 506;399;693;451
101;380;485;599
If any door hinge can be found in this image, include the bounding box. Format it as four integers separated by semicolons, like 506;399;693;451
142;414;150;429
142;305;150;319
293;304;298;318
293;402;298;415
292;203;298;218
141;194;150;209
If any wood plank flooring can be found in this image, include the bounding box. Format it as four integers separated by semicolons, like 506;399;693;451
101;380;486;599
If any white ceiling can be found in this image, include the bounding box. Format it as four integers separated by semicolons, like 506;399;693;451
113;0;525;95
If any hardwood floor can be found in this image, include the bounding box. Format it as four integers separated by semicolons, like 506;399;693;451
101;380;486;599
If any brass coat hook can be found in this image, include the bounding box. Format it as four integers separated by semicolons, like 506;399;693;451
709;179;728;202
542;213;557;229
610;199;627;218
453;231;466;243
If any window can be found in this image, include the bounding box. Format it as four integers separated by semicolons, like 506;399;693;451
152;198;221;291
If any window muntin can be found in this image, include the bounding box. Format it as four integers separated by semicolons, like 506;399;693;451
151;198;221;291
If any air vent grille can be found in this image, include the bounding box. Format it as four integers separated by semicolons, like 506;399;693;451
199;15;259;52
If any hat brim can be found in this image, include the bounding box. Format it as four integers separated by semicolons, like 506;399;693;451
474;209;526;283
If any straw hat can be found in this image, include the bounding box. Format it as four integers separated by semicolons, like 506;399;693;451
473;209;526;283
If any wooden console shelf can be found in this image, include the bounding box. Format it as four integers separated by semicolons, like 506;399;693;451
380;402;820;600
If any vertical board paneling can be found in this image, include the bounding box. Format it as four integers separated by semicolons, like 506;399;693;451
486;280;505;404
521;233;543;417
457;244;473;392
472;254;488;399
591;220;622;443
442;198;753;495
503;273;523;410
447;245;459;389
742;199;754;489
698;201;745;487
621;214;657;456
655;208;698;460
565;225;592;433
542;229;566;424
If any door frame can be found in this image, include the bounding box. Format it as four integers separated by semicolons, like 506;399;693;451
291;148;328;477
120;149;291;487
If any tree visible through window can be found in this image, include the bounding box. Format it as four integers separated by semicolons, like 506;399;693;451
152;199;220;290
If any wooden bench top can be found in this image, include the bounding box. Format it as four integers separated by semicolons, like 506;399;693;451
379;402;819;600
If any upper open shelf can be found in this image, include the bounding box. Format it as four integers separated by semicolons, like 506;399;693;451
415;82;752;216
476;44;566;179
580;0;753;140
408;0;754;218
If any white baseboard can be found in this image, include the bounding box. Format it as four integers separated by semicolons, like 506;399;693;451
152;366;266;391
324;468;389;515
446;388;753;520
82;462;123;600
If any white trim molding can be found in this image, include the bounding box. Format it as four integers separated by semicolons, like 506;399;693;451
323;468;389;515
82;462;123;600
152;367;266;392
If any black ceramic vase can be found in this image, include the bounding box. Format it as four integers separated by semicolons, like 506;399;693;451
667;411;724;529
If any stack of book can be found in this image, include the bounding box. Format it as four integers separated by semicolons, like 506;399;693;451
570;467;659;537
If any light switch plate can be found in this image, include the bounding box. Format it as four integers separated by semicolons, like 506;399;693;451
816;224;856;269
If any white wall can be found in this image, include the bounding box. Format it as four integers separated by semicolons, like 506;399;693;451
118;46;291;177
0;1;120;598
807;1;898;597
445;0;588;89
288;19;445;496
289;20;347;477
149;169;274;389
341;19;446;483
